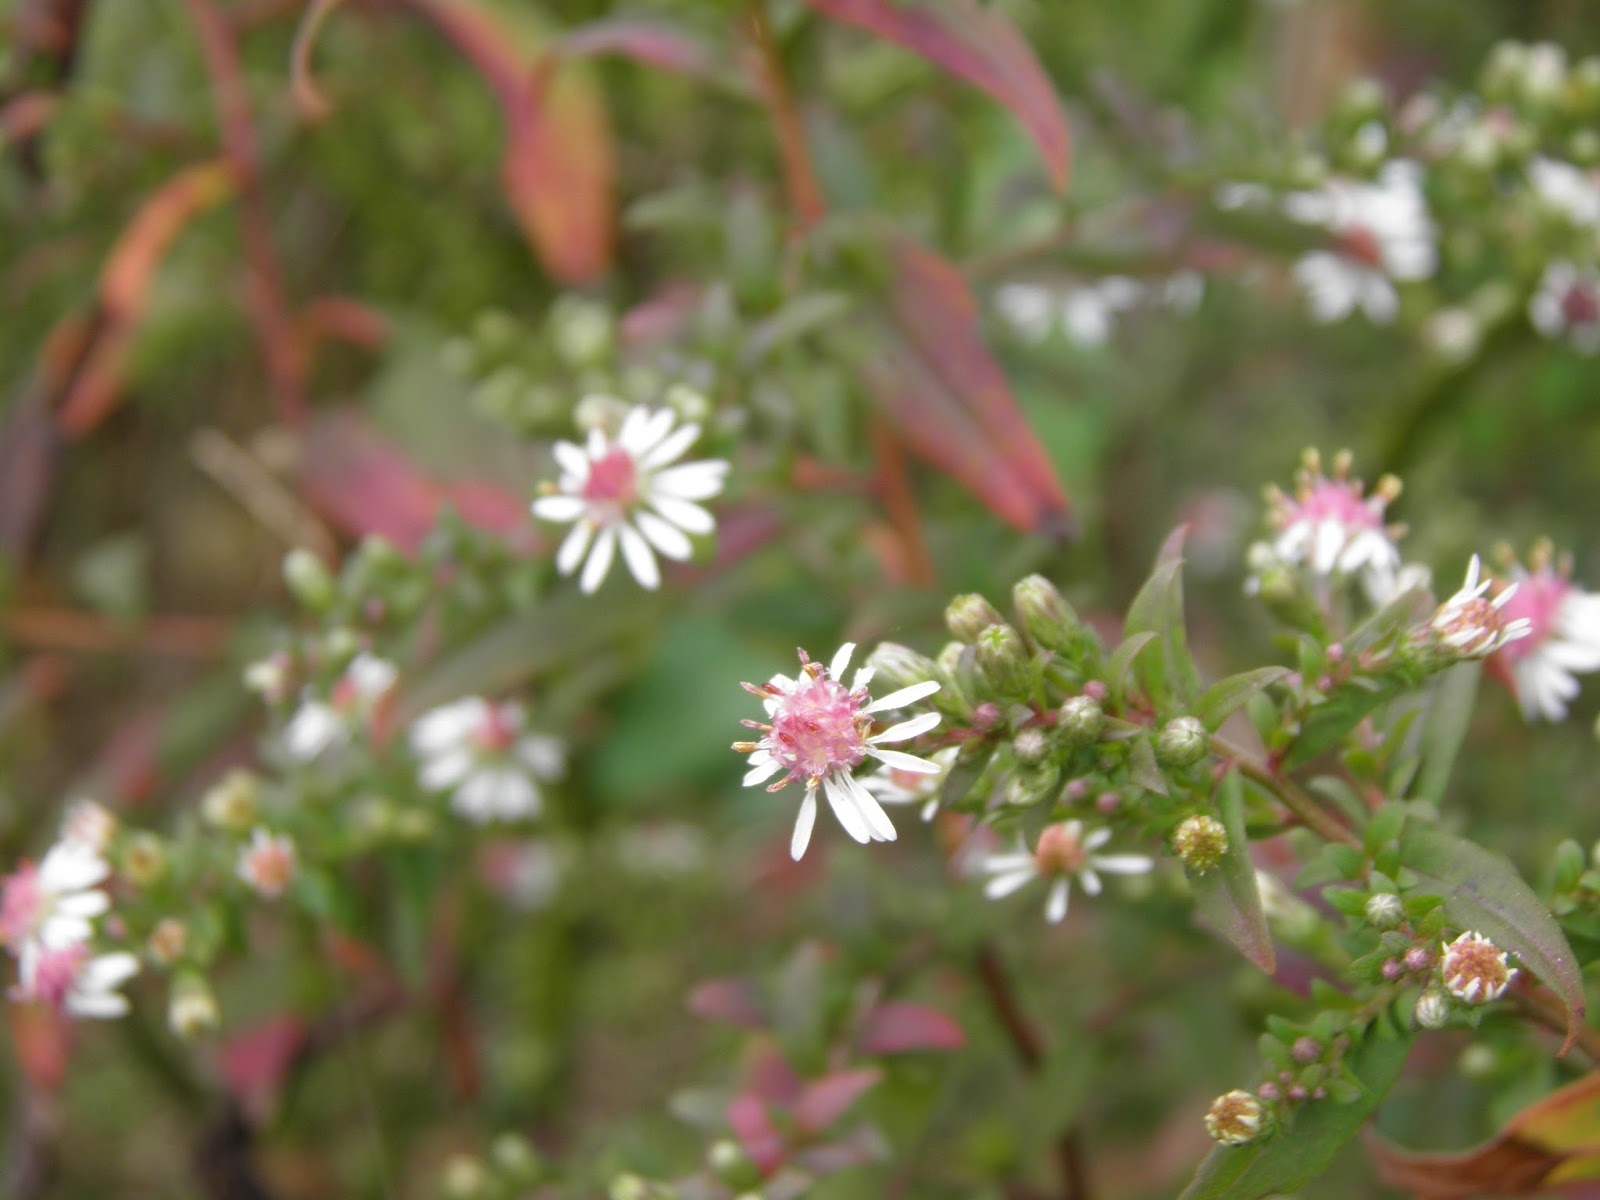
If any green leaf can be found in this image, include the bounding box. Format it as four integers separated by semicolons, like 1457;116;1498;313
1283;674;1412;769
1122;527;1201;707
940;745;994;811
1401;826;1587;1054
1196;667;1289;732
740;291;857;366
1411;662;1480;806
1178;1026;1413;1200
1191;769;1274;973
1104;630;1157;702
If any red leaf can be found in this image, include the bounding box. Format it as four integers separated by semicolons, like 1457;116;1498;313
728;1092;785;1176
558;18;725;81
793;1068;881;1134
857;1001;966;1054
221;1016;309;1109
802;0;1069;190
742;1037;804;1107
687;977;767;1029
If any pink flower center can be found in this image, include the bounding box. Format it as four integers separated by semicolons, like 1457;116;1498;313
30;943;87;1009
1339;225;1384;269
766;674;869;783
1283;479;1383;532
581;447;640;520
1562;282;1600;327
472;704;519;754
1495;568;1568;663
245;843;296;896
1034;825;1087;876
0;864;41;945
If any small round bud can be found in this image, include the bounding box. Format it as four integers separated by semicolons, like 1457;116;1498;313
442;1155;491;1200
488;1133;544;1186
1013;728;1050;766
707;1139;762;1190
201;769;260;832
1381;958;1404;982
945;593;1008;644
1286;1083;1308;1102
867;642;939;695
1172;814;1228;873
168;976;220;1040
1458;1042;1498;1080
282;548;337;612
148;918;189;965
1156;716;1208;768
1365;892;1405;930
974;625;1029;695
1012;575;1081;655
1095;790;1120;815
1441;931;1517;1003
1414;988;1451;1030
1291;1037;1322;1065
1404;946;1433;973
121;832;168;888
1204;1089;1266;1145
1004;763;1059;808
1257;1081;1279;1100
1056;696;1105;747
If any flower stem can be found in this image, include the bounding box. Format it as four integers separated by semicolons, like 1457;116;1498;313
1214;735;1360;847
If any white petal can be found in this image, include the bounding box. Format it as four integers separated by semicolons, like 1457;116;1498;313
1092;853;1154;875
868;747;942;774
1079;867;1103;897
649;495;716;535
870;712;941;744
1045;878;1071;923
409;698;485;755
579;527;617;594
790;791;818;860
634;510;694;561
822;774;871;844
516;735;566;780
618;523;661;589
419;749;475;791
555;521;593;576
80;951;140;990
744;759;783;787
864;680;941;713
984;868;1037;900
650;461;728;502
551;440;591;482
67;991;129;1019
829;643;855;680
53;892;110;921
283;704;342;761
39;843;109;892
842;772;897;842
638;421;701;470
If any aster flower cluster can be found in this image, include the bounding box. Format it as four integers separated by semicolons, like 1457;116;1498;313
993;272;1205;347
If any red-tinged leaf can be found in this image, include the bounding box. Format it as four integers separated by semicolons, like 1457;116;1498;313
687;977;768;1030
793;1126;891;1173
558;17;727;81
857;1001;966;1054
728;1092;786;1175
802;0;1069;190
1370;1071;1600;1198
793;1068;882;1134
221;1016;309;1109
290;0;344;121
8;1003;72;1092
742;1037;803;1107
408;0;615;282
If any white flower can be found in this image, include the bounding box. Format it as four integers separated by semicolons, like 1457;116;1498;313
1491;547;1600;721
1529;261;1600;354
282;653;397;762
1287;159;1436;323
736;643;943;860
1429;555;1532;658
0;840;111;952
979;820;1152;924
409;697;565;824
1061;277;1144;346
13;937;138;1018
1528;157;1600;228
862;747;958;822
532;404;729;594
1265;449;1403;596
237;828;297;899
994;284;1057;342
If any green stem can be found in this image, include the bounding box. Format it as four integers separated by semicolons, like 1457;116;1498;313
1214;735;1360;847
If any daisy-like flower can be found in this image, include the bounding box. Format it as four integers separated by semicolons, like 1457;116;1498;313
734;644;943;860
0;841;112;952
1529;261;1600;354
237;828;297;899
282;653;397;763
1265;448;1404;594
1528;156;1600;228
409;697;565;824
1286;159;1436;323
12;937;139;1018
1430;555;1533;658
994;283;1057;343
1490;543;1600;721
1441;931;1517;1004
862;747;958;823
532;404;729;594
1061;277;1144;346
979;820;1153;924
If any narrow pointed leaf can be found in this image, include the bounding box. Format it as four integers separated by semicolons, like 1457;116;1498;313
1191;769;1275;973
1411;662;1481;806
1122;528;1200;707
1196;667;1289;732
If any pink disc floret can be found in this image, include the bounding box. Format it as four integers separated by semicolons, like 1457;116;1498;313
25;942;88;1010
0;863;41;945
762;654;870;787
1494;567;1568;665
1280;477;1384;534
581;447;640;515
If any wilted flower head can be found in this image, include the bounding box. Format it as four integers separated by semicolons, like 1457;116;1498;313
282;653;397;762
237;829;297;899
532;404;728;594
410;697;565;824
1529;261;1600;354
1441;931;1517;1003
734;643;943;859
979;820;1152;924
1265;448;1403;592
1430;555;1532;658
1;841;112;952
1490;542;1600;721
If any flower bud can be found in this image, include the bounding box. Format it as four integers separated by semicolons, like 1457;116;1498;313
1013;728;1051;766
1291;1037;1322;1065
121;832;168;888
202;769;260;832
1056;696;1105;747
282;547;337;613
168;975;220;1039
489;1133;545;1186
1204;1089;1266;1145
1004;762;1060;808
945;593;1008;644
1012;575;1081;655
664;382;710;424
707;1139;762;1191
442;1155;492;1200
1172;814;1228;873
974;625;1029;695
1365;891;1405;930
1413;988;1451;1029
148;918;189;965
867;642;940;695
1156;716;1208;768
1441;931;1517;1003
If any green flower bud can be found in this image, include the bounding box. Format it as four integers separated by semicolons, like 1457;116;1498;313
168;974;220;1040
1004;761;1060;808
1013;728;1051;766
282;548;336;613
1056;696;1104;747
1364;892;1404;930
1413;988;1450;1030
1172;814;1228;873
488;1133;545;1186
945;593;1007;644
201;769;260;833
121;832;168;888
1156;716;1208;768
867;642;940;695
974;625;1028;695
1012;574;1081;655
707;1139;762;1191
